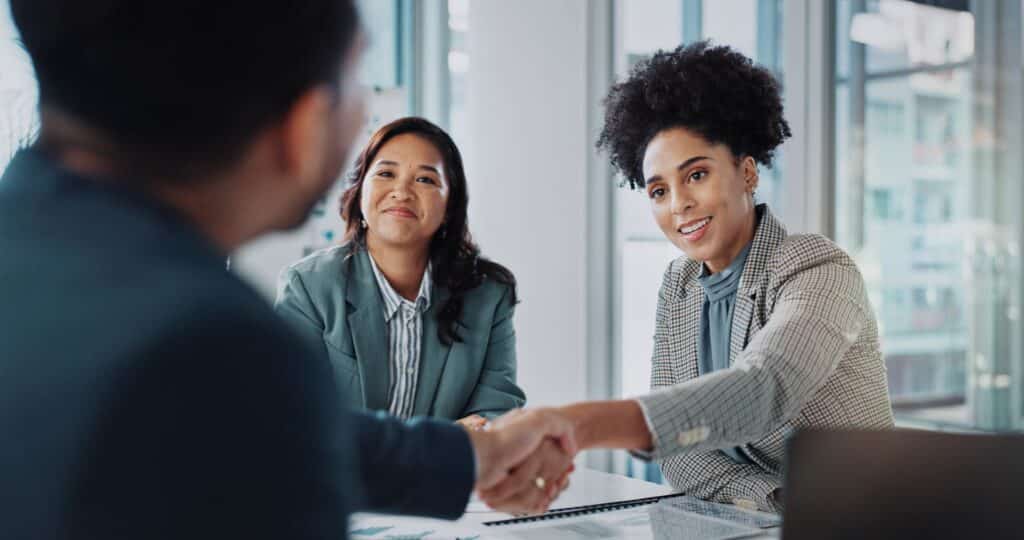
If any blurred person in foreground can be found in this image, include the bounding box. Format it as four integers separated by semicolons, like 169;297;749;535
0;2;572;539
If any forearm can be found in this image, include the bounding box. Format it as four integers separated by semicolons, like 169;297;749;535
556;400;653;452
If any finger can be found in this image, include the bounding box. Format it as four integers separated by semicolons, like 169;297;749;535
497;409;577;471
486;441;567;514
533;444;573;510
460;416;487;431
479;449;544;504
487;474;550;516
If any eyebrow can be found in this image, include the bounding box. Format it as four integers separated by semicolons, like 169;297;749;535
372;160;440;175
645;156;712;185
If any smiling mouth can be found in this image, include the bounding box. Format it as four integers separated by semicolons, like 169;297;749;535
384;208;416;218
678;217;711;235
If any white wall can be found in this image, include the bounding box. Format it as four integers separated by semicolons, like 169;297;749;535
464;0;592;407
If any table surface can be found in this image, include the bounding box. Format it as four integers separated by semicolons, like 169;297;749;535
351;468;780;539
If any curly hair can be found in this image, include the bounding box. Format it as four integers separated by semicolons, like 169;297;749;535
596;40;791;190
340;117;517;346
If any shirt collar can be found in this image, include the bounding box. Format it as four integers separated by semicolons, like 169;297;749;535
698;241;753;303
367;252;432;321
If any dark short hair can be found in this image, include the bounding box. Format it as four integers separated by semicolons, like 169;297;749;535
340;117;517;346
597;40;792;190
11;0;360;180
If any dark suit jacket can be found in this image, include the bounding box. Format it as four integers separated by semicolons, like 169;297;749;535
0;148;474;540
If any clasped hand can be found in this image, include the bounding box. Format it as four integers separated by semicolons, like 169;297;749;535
465;408;577;515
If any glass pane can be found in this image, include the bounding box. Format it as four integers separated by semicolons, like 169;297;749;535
620;240;683;399
622;0;685;66
834;0;1023;430
447;0;470;150
836;0;974;80
356;0;401;88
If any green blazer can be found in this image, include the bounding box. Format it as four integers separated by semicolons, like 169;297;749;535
274;244;526;420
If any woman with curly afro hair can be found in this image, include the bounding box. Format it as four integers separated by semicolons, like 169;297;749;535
593;41;894;512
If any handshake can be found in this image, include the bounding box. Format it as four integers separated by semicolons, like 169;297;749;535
463;407;579;515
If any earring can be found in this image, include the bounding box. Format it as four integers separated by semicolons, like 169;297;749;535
360;219;368;229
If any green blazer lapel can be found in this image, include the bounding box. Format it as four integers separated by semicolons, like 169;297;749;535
412;284;453;416
345;249;390;411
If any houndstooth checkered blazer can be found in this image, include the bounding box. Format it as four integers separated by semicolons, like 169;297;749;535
633;204;894;513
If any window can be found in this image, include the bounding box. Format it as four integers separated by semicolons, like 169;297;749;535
868;188;903;221
834;0;1024;431
447;0;470;145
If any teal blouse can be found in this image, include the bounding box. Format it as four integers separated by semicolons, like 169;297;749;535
697;241;753;463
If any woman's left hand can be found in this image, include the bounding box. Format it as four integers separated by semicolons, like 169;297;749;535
457;414;488;431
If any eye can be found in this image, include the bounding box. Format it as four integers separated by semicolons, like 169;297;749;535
648;187;666;200
689;170;707;183
376;170;394;178
416;176;437;185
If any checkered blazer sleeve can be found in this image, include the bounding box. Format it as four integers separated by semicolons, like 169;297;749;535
635;236;872;460
658;451;782;512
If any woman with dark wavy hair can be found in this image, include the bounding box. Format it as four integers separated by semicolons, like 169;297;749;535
275;117;525;428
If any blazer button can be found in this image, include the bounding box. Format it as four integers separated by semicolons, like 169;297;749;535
677;427;708;447
732;498;759;511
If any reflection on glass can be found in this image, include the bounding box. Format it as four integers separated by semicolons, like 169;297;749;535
834;0;1022;430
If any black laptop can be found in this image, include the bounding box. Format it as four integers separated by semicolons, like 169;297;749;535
782;429;1024;539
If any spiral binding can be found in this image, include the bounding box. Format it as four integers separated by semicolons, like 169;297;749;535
482;493;686;527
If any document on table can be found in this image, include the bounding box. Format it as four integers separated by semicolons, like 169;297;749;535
350;513;483;540
351;493;779;539
484;498;775;540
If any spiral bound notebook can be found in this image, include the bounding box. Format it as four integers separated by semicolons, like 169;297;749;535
482;493;780;530
482;494;682;527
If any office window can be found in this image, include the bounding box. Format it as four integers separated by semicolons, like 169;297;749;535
834;0;1024;431
0;1;38;175
447;0;470;145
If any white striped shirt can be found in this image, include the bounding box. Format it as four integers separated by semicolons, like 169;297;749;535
367;253;432;419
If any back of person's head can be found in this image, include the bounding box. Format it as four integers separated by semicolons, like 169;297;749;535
11;0;360;181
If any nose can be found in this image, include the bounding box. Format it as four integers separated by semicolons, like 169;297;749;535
390;175;414;201
669;187;694;215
